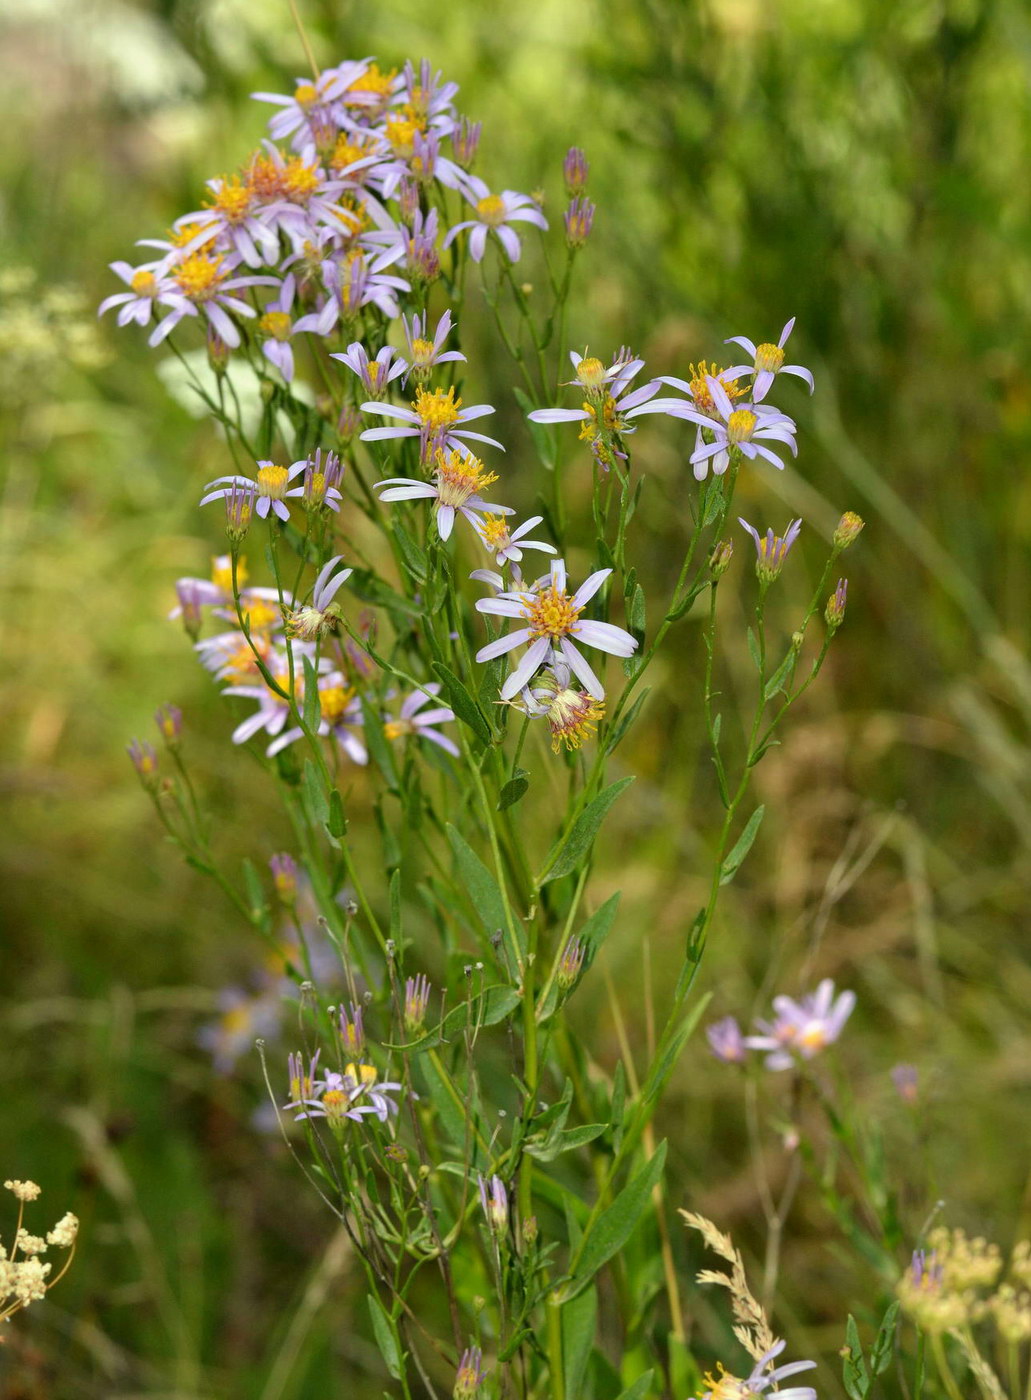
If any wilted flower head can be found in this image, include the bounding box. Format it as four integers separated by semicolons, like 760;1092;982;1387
557;936;587;989
288;555;353;640
269;852;299;904
825;578;847;630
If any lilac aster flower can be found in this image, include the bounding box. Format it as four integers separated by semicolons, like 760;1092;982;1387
746;978;856;1071
665;375;798;473
175;177;280;269
706;1015;747;1063
527;353;674;445
201;459;307;524
99;261;190;328
399;58;460;134
443;176;548;262
401;308;466;383
266;670;368;765
252;63;369;147
564;195;595;248
384;684;459;757
470;512;556;566
150;249;277;349
375;450;511;542
739;517;803;583
258;274;303;382
451;117;482;168
288;555;353;640
336;1063;403;1122
475;558;638;701
724;317;814;402
698;1341;817;1400
198;986;281;1075
360;384;503;461
330;340;407;397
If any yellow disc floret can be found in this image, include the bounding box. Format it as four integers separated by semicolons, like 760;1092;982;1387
293;82;317;108
687;361;746;416
479;514;512;551
526;585;583;641
476;194;507;227
131;269;157;297
318;684;356;725
576;356;606;389
414;384;462;433
174;251;226;301
385;115;424;158
347;63;397;100
259;310;292;340
434;448;497;507
210;175;254;224
754;342;785;373
545;688;604;752
726;408;757;444
257;463;290;499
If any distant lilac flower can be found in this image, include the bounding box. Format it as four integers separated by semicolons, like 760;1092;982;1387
475;558;637;702
375;450;511;542
401;308;466;383
269;852;299;904
746;978;856;1071
478;1173;508;1232
399;58;459;134
285;1049;321;1109
706;1015;747;1064
360;384;503;461
337;1064;403;1122
699;1341;817;1400
201;459;307;524
339;1003;365;1059
739;517;803;583
198;987;281;1075
99;261;189;328
154;703;182;745
259;274;302;382
127;738;158;785
291;448;344;513
470;513;556;566
384;684;459;757
444;176;547;262
666;375;798;473
295;252;409;332
891;1063;919;1104
331;341;407;397
724;317;814;402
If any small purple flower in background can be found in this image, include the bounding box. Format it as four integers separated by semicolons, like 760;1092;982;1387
98;261;189;328
154;703;182;746
198;987;281;1075
127;738;159;787
404;974;432;1034
724;317;815;402
401;308;466;383
706;1015;747;1064
739;517;803;583
285;1050;321;1109
384;684;460;757
269;852;299;905
444;177;548;262
339;1003;365;1059
266;671;368;766
746;978;856;1071
338;1063;403;1122
451;117;482;168
331;340;407;397
698;1341;817;1400
453;1345;486;1400
478;1173;508;1233
475;558;637;702
891;1063;919;1105
258;274;302;383
825;577;848;630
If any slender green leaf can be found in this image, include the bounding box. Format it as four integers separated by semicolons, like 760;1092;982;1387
367;1294;402;1379
641;993;712;1109
842;1314;868;1400
542;777;635;884
527;1123;607;1162
746;625;761;670
614;1370;654;1400
302;759;329;826
606;687;651;753
326;788;347;840
446;823;513;946
498;768;530;811
870;1300;901;1378
720;806;765;884
701;476;725;525
301;655;321;733
360;696;399;792
763;651;795;701
432;661;493;745
561;1284;598;1400
392;518;428;582
562;1142;667;1301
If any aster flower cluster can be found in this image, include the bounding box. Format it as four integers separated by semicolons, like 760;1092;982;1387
1;1179;79;1328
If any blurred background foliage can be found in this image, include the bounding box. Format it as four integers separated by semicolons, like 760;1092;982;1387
3;0;1031;1394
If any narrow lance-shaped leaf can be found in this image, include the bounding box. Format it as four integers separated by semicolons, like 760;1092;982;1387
720;805;765;885
541;777;635;884
561;1140;667;1301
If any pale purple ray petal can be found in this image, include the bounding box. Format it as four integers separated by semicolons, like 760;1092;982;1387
499;637;551;700
725;334;758;356
476;628;534;662
475;598;530;618
419;727;461;757
360;402;419;421
527;408;589;423
496;225;522;262
571;568;611;608
436;505;456;540
778;316;796;347
573;619;637;656
559;638;604;698
782;364;815;392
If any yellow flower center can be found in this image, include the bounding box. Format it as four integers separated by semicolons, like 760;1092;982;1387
526;585;583;641
257;464;290;499
282;156;320;203
210;175;254;223
211;554;239;591
171;222;205;248
726;408;757;444
755;342;785;373
330;134;374;174
242;597;280;632
410;336;435;367
319;684;356;725
223;638;267;682
306;471;327;503
384;719;412;741
174;252;226;301
386;115;424;158
798;1022;827;1051
698;1366;752;1400
346;1062;379;1087
347;63;397;99
576;356;606;388
222;1005;251;1034
687;361;745;416
480;514;512;550
259;310;292;340
435;448;497;507
293;82;317;107
321;1089;350;1122
131;269;157;297
415;385;461;432
476;194;507;227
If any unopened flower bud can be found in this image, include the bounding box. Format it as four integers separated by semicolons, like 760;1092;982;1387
521;1214;538;1247
833;511;865;551
825;578;848;631
791;630;805;651
453;1346;486;1400
478;1173;508;1234
339;1002;365;1059
451;117;481;168
269;852;298;905
563;145;590;195
404;974;432;1034
224;481;255;543
154;703;182;747
557;936;586;990
397;177;420;224
207;326;230;376
127;738;159;791
710;538;734;577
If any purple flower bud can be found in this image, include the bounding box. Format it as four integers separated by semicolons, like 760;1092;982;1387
710;539;734;578
269;853;298;905
397;177;420;224
563;145;589;195
339;1002;365;1059
127;738;159;789
453;1346;486;1399
557;936;586;990
154;703;182;746
478;1173;508;1234
404;974;432;1034
337;404;363;443
564;195;595;249
223;480;255;543
833;511;865;551
451;117;482;169
825;578;848;631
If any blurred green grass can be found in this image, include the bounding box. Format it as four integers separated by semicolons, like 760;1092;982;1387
3;0;1031;1393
